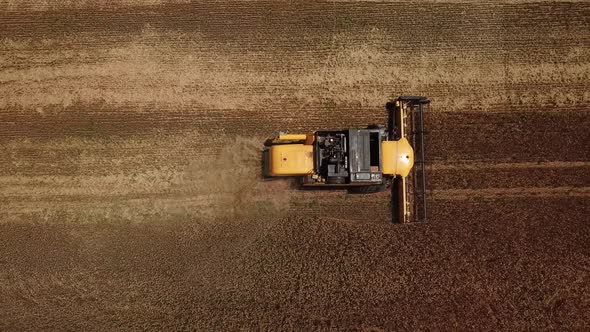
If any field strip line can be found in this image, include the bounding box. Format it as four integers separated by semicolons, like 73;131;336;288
431;186;590;200
428;161;590;171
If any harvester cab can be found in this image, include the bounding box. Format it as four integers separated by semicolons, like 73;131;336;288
263;96;429;223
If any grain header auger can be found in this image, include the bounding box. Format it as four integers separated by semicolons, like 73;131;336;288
263;96;429;223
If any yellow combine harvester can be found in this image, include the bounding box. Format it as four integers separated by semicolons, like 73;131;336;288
263;96;429;223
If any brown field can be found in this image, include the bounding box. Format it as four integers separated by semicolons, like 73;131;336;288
1;0;589;330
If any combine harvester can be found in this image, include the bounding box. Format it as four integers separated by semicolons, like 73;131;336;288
263;97;429;223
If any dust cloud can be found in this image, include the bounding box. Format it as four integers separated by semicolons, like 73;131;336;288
177;137;293;220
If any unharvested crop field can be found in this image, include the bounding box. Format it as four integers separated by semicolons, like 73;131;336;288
1;0;589;330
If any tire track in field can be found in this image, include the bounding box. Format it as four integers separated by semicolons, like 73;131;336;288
428;161;590;189
431;186;590;200
429;161;590;170
428;160;590;200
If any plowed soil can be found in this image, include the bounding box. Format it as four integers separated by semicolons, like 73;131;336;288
1;0;589;330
